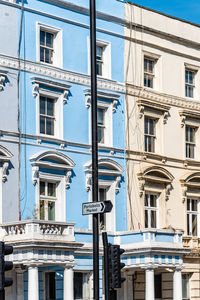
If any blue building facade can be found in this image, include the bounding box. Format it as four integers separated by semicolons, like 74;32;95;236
0;0;187;299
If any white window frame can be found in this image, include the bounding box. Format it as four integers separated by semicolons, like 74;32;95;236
185;69;195;98
32;77;71;140
143;52;161;90
144;193;159;229
36;172;66;221
186;198;200;237
87;37;111;79
36;22;63;68
85;90;120;148
144;116;157;153
30;150;75;222
185;125;196;159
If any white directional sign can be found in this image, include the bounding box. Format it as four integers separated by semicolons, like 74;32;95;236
82;201;113;215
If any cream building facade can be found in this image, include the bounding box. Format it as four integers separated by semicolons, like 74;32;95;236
125;2;200;300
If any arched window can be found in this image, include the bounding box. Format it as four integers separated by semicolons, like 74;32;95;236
137;166;174;229
84;158;123;231
30;150;75;222
180;172;200;236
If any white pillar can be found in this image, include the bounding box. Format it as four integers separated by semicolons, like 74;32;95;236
64;265;74;300
15;267;25;300
145;268;154;300
173;268;182;300
28;266;39;300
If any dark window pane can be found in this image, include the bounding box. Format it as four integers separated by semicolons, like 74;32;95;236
145;194;148;207
48;182;56;197
40;201;44;220
151;210;156;228
187;199;190;211
46;32;53;48
48;201;55;221
97;126;104;144
40;181;45;196
46;118;54;136
145;210;148;228
40;116;45;134
74;273;83;299
45;49;50;63
40;30;45;46
47;99;54;116
40;48;44;62
192;199;197;211
40;97;46;114
155;274;162;298
192;214;197;236
97;108;104;125
45;272;56;300
187;214;190;235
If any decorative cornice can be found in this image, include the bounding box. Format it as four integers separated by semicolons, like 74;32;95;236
127;84;200;111
0;54;125;94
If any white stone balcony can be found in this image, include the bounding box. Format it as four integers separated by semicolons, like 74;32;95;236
0;219;75;242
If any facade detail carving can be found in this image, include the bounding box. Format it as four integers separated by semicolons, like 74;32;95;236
0;71;7;91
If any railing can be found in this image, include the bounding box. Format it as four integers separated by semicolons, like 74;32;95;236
0;219;75;242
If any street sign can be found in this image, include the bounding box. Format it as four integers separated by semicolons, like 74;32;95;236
82;201;113;215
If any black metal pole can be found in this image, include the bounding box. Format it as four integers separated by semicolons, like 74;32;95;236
102;232;109;300
90;0;99;300
0;289;5;300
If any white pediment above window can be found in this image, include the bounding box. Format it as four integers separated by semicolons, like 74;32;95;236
84;158;123;193
137;99;170;123
180;172;200;203
84;89;120;112
0;145;13;182
137;166;174;200
179;110;200;127
0;71;8;91
30;150;75;188
31;77;71;104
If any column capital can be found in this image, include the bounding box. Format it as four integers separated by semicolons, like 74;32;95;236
63;262;76;269
15;265;27;274
142;264;157;271
174;265;183;272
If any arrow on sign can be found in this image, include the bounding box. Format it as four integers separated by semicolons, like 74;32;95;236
82;201;113;215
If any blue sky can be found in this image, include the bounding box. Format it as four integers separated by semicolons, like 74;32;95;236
126;1;200;25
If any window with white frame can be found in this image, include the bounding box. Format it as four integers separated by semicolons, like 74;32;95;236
144;193;158;228
31;150;75;222
182;273;190;300
187;198;199;236
185;125;196;159
144;116;157;153
74;272;91;300
185;69;195;98
32;77;71;140
85;90;120;147
144;57;155;88
88;39;111;79
97;107;106;144
39;180;57;221
40;96;55;136
37;23;62;68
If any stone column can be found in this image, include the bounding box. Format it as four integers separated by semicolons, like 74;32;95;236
63;264;74;300
15;266;26;300
173;268;182;300
145;268;154;300
28;265;39;300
